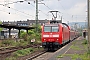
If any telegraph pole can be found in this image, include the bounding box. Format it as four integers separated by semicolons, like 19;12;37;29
36;0;38;32
87;0;90;58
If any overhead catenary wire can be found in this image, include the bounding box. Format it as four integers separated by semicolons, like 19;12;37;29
0;0;25;6
3;0;36;5
8;6;34;17
3;5;35;17
0;0;52;19
39;10;48;16
1;0;84;21
0;0;35;18
0;8;34;19
26;1;49;17
0;6;35;19
58;1;86;18
0;9;10;14
40;1;52;10
5;0;49;18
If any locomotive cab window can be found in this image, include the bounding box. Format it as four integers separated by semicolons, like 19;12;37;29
52;26;59;32
44;26;51;32
44;26;59;32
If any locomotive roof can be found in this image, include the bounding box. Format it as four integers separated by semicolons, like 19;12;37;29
44;23;59;26
44;23;69;27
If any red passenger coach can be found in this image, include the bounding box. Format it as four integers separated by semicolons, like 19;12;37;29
41;20;70;50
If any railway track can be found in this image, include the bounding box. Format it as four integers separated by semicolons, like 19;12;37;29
26;50;46;60
26;37;79;60
0;44;41;55
26;45;67;60
0;37;79;60
32;52;54;60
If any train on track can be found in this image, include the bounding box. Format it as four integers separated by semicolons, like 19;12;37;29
41;20;80;50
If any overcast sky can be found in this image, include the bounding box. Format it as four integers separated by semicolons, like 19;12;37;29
0;0;87;23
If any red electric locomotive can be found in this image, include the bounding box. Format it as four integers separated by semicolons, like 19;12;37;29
41;20;70;50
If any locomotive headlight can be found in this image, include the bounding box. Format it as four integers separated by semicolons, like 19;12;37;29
56;39;59;42
44;39;46;41
57;39;58;40
53;35;59;37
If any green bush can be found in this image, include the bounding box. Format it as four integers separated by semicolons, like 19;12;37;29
13;48;34;57
0;42;2;47
20;32;27;40
19;25;42;44
27;33;41;44
5;57;16;60
87;50;90;55
19;40;28;46
13;40;28;47
2;40;15;46
12;42;20;47
28;30;34;35
82;40;88;45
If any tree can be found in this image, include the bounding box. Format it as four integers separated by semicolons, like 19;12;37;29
0;20;2;31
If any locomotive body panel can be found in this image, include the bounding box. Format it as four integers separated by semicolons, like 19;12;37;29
41;22;79;50
62;25;70;43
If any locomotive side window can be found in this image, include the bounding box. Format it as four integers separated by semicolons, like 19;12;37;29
44;26;51;32
52;26;59;32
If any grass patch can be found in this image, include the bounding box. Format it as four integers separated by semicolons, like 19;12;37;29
82;40;88;45
1;40;15;47
82;40;88;50
5;57;16;60
0;39;29;47
57;53;90;60
57;39;89;60
87;50;90;55
5;47;43;60
70;45;81;50
72;41;76;45
57;54;64;58
13;48;34;57
5;48;34;60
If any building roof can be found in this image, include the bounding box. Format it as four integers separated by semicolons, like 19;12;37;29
0;24;35;30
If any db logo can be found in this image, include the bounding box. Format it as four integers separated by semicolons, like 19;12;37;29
49;35;53;37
